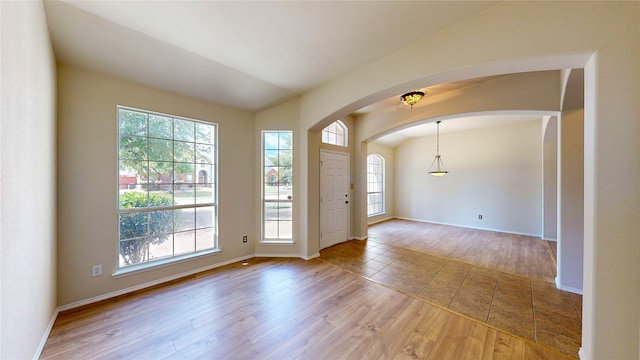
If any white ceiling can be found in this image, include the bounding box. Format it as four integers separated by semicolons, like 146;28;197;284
44;0;498;111
371;114;544;148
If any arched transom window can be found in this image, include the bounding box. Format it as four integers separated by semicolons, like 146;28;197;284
321;120;348;147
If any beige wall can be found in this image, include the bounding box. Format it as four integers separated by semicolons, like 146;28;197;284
394;120;542;235
297;3;639;358
0;1;57;358
56;66;255;305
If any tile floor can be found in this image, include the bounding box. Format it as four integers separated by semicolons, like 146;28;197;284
319;239;582;358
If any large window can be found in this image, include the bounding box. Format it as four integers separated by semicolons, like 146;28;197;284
117;107;217;269
367;154;385;216
321;120;348;147
262;131;293;241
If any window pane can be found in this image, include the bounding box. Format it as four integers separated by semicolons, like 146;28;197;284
264;221;278;238
119;109;147;136
119;238;152;267
119;212;149;239
149;138;173;161
149;114;173;139
264;132;279;149
123;161;148;184
174;230;195;255
175;188;195;205
196;123;215;145
196;228;214;251
148;161;172;184
174;163;194;187
278;202;292;220
174;119;194;141
175;208;192;232
148;236;173;261
119;135;147;160
265;202;278;221
148;209;174;237
196;185;214;204
196;144;214;164
195;206;214;229
174;141;195;162
279;221;292;239
279;132;292;149
264;150;278;166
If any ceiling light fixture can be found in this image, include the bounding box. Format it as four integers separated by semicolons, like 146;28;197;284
429;120;448;177
400;90;425;108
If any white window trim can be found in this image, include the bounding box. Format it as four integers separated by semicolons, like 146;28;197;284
367;154;385;217
261;130;294;243
116;106;219;271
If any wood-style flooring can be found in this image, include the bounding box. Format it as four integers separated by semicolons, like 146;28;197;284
40;220;577;359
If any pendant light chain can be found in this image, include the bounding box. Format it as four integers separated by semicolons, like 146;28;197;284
436;120;441;156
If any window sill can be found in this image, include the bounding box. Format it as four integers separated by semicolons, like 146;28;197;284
112;248;221;278
259;239;294;245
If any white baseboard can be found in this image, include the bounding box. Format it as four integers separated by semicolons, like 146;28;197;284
394;217;541;238
543;237;557;242
349;236;368;241
303;253;320;260
32;308;60;360
555;276;584;295
59;254;253;312
578;347;586;359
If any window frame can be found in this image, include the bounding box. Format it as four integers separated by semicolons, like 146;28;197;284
367;154;385;217
261;130;294;244
321;120;348;147
115;106;219;275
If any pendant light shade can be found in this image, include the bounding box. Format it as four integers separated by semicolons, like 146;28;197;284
429;121;448;176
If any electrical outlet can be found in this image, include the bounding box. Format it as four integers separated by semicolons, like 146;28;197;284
92;264;103;277
243;235;248;243
478;215;483;220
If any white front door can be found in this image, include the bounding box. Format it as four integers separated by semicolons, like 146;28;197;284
320;150;350;249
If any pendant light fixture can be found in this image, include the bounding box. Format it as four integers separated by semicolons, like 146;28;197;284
429;120;448;176
400;90;425;108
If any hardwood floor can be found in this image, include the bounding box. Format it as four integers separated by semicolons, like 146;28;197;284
41;220;576;359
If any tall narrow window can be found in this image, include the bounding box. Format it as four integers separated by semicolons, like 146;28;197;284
262;131;293;241
367;154;385;216
117;106;217;269
321;120;348;147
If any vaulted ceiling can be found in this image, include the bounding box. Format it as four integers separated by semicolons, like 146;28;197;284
44;1;497;112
